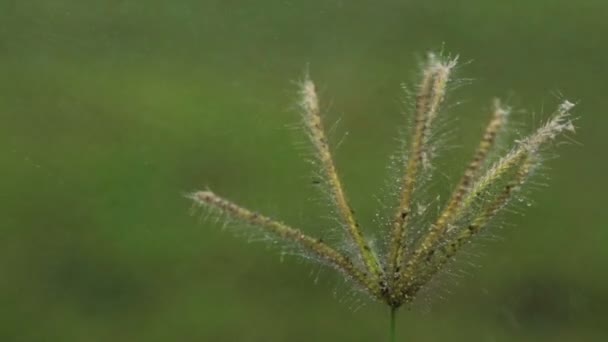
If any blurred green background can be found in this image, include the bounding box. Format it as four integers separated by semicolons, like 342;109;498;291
1;1;607;341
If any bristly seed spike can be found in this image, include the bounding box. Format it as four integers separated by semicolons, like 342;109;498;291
398;100;574;300
298;74;384;288
387;54;457;300
395;98;510;293
190;190;382;298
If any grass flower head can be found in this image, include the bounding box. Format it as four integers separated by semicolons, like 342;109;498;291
189;52;576;316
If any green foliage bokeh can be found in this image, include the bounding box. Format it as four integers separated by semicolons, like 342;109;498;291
1;1;607;341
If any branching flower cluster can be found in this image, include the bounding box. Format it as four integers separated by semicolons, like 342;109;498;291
190;53;575;309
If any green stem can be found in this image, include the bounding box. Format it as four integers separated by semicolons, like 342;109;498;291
390;307;397;342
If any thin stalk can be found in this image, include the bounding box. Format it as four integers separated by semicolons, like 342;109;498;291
389;307;397;342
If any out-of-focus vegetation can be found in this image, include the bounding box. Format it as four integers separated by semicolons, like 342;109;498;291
1;1;606;341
